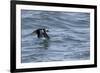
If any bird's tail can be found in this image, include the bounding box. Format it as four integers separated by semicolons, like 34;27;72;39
31;31;36;35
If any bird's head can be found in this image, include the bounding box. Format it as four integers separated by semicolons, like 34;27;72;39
45;28;49;32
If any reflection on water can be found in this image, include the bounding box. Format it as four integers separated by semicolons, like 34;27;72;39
38;39;50;50
21;10;90;63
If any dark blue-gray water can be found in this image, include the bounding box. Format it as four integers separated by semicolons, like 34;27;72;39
21;10;90;63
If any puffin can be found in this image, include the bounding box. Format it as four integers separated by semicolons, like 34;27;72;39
32;28;50;39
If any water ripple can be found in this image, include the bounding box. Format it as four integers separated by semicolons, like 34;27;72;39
21;10;90;63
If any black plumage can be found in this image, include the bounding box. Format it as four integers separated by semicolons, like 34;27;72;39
32;28;50;39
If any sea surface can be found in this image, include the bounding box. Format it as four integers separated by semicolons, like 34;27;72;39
21;10;90;63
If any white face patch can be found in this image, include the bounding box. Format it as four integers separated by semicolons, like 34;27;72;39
46;29;49;32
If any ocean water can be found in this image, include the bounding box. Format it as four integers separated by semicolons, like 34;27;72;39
21;10;90;63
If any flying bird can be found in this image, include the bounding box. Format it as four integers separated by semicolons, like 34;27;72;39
32;28;50;39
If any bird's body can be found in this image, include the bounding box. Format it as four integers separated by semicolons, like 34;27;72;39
32;28;50;39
